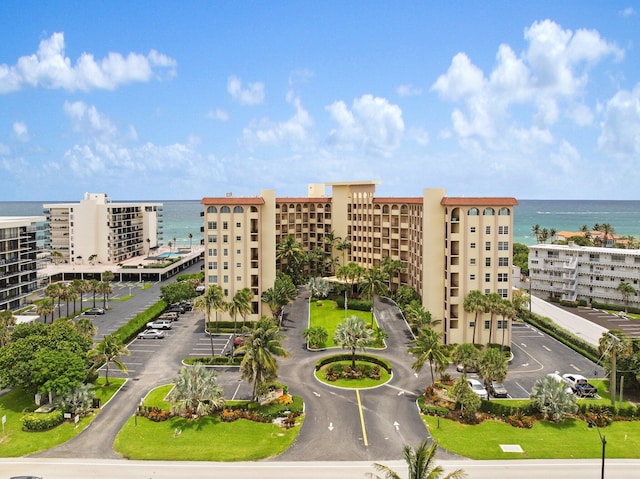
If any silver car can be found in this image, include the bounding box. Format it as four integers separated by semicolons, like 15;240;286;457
137;329;165;339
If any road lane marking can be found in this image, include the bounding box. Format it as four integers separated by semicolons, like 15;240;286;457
542;345;551;352
570;364;580;371
355;389;368;446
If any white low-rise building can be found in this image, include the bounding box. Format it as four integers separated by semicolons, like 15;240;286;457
529;242;640;308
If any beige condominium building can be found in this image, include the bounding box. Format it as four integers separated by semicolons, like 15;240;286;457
43;193;163;265
201;181;518;345
0;216;45;310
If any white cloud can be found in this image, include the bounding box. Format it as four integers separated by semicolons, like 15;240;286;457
597;84;640;157
396;84;422;97
0;32;176;93
432;53;485;101
63;101;117;139
550;139;580;174
325;94;404;156
0;142;11;155
206;108;229;121
227;75;265;105
620;7;635;17
12;122;30;142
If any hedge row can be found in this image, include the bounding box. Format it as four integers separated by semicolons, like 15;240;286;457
113;300;168;343
334;296;372;312
314;353;392;372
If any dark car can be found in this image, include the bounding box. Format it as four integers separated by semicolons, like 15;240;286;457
489;381;508;398
166;304;185;314
84;307;105;315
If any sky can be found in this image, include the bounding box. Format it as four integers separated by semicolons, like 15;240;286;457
1;1;639;201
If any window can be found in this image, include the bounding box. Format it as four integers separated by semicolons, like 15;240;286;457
470;274;476;280
485;273;491;282
470;258;476;265
223;262;228;270
209;235;217;243
499;225;509;234
223;275;228;283
224;288;228;296
498;257;509;267
236;222;241;228
498;288;508;298
483;207;495;216
470;242;476;249
208;262;216;270
207;221;217;230
236;276;242;282
236;235;241;241
498;273;508;282
220;206;230;213
223;221;229;230
208;248;217;256
497;320;508;329
498;241;509;251
485;226;491;234
236;249;241;255
485;242;491;251
484;320;490;329
468;208;479;216
207;206;217;214
485;257;491;267
470;227;476;233
236;262;241;268
209;275;218;283
224;248;228;256
484;289;490;295
223;235;229;243
233;206;243;213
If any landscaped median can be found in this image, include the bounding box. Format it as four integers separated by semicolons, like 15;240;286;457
113;384;304;461
314;354;393;389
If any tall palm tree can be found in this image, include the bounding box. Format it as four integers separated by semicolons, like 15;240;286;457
36;298;55;324
372;440;466;479
616;282;636;313
333;315;374;369
499;299;516;351
167;363;225;418
335;237;351;266
408;328;448;386
238;317;289;400
404;300;440;334
102;270;115;283
97;281;113;309
484;293;503;345
276;235;306;283
71;279;88;312
74;316;97;339
88;279;100;308
463;290;485;345
227;287;253;337
261;275;297;324
360;266;388;327
87;334;130;386
531;224;541;243
380;256;406;294
193;284;225;356
45;283;62;320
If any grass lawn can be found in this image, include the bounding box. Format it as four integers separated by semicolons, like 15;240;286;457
423;415;640;459
315;360;392;388
114;385;302;461
309;299;378;347
0;377;125;457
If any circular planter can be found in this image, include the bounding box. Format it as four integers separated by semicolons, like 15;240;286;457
314;354;392;389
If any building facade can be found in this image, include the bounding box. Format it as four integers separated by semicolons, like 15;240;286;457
529;242;640;308
43;193;163;265
201;181;518;345
0;216;45;311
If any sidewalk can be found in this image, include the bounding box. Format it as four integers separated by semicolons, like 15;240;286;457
530;295;608;347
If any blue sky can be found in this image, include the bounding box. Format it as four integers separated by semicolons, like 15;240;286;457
1;1;639;201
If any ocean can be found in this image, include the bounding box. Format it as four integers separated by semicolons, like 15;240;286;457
2;199;640;248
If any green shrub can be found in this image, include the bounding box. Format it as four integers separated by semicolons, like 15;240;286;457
314;354;392;372
21;409;64;431
334;296;372;312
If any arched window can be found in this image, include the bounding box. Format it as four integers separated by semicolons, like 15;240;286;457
400;205;409;214
483;207;495;216
383;205;390;214
499;207;510;216
207;206;217;214
220;206;231;213
451;208;460;221
233;206;244;213
250;206;258;213
468;207;479;216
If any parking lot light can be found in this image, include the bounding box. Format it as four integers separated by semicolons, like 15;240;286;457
588;420;606;479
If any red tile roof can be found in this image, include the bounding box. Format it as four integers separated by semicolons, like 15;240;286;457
373;197;424;204
440;197;519;206
201;197;265;205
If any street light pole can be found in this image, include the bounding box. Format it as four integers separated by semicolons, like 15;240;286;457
589;420;606;479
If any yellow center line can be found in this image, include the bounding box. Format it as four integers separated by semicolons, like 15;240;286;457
356;389;368;446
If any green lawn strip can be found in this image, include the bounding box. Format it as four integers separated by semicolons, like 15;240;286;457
309;300;376;347
314;360;391;388
143;384;173;409
93;377;127;405
423;416;640;459
0;378;123;457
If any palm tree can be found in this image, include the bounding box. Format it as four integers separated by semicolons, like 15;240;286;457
193;284;225;356
276;235;306;283
167;363;225;418
238;317;289;400
616;282;636;313
408;328;448;386
97;281;113;309
477;347;508;401
45;283;62;320
36;298;55;324
87;334;130;386
67;285;79;315
173;236;177;252
88;279;100;308
333;315;374;369
146;238;151;257
261;275;296;324
371;439;466;479
227;287;253;337
74;316;97;339
102;270;115;283
484;293;503;345
499;299;516;351
360;266;388;327
451;343;479;373
531;224;541;243
335;238;351;266
71;279;87;313
463;290;485;345
380;256;405;294
188;232;193;250
530;375;578;422
404;300;440;334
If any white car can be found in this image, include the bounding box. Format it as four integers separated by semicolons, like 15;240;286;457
146;319;173;330
138;329;165;339
468;378;488;399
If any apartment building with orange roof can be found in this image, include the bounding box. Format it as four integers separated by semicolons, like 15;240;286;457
201;181;518;345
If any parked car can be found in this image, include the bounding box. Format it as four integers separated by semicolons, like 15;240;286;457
84;307;105;315
489;381;508;398
562;373;598;397
456;363;478;373
166;304;185;314
158;312;179;321
180;300;193;311
146;319;173;330
546;372;574;394
138;329;165;339
468;378;488;399
195;284;206;293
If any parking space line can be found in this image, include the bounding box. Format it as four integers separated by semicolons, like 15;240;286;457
355;389;368;447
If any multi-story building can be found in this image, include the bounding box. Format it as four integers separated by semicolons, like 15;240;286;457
43;193;163;265
0;216;45;311
201;181;518;345
529;242;640;308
